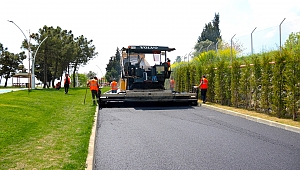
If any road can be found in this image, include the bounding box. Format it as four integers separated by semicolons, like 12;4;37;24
93;106;300;170
0;88;26;94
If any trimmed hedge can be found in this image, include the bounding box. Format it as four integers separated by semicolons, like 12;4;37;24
172;34;300;120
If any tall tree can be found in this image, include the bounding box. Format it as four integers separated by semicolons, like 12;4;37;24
0;46;26;87
175;56;182;63
194;13;221;54
197;13;221;43
72;35;97;87
86;71;97;79
105;47;121;82
30;26;97;88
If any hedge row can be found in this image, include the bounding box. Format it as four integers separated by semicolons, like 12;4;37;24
171;47;300;120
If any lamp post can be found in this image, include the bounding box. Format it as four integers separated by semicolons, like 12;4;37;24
216;40;220;59
187;51;193;62
8;20;31;90
199;46;203;54
279;18;286;52
96;65;104;85
216;39;220;52
183;54;187;62
251;27;257;55
96;65;104;77
32;36;48;89
207;42;212;52
231;34;236;63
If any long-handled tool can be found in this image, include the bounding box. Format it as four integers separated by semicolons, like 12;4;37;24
84;85;88;104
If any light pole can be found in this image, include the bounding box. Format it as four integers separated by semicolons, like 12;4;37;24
216;39;220;59
95;65;104;77
96;65;104;85
216;39;220;52
231;34;236;63
187;51;193;62
32;36;48;89
199;46;203;54
8;20;31;89
251;27;257;55
207;42;212;52
279;18;286;52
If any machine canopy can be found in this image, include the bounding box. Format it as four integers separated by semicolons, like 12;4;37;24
123;46;176;54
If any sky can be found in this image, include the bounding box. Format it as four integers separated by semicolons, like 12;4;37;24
1;0;300;80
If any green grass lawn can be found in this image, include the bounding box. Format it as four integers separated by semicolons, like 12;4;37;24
1;86;298;169
0;87;102;169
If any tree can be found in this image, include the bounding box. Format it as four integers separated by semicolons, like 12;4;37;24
29;26;97;88
77;73;88;87
0;45;26;87
105;47;121;82
284;32;300;52
175;56;181;63
194;39;214;56
86;71;97;79
197;13;221;44
284;32;300;120
194;13;221;55
72;35;97;87
105;67;118;83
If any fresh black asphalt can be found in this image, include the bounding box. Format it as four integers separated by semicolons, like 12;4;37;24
93;106;300;170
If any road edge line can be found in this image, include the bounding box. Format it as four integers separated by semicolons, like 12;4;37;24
202;104;300;134
86;107;98;170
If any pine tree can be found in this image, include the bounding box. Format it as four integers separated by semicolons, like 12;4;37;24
105;47;122;82
197;13;221;43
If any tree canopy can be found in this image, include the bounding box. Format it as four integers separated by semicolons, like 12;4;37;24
27;25;97;88
0;43;26;87
105;47;121;82
197;13;221;44
194;13;222;55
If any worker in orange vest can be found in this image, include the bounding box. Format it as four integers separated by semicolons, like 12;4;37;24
167;58;171;71
110;79;118;93
64;73;71;94
199;75;208;103
170;77;175;92
87;77;100;105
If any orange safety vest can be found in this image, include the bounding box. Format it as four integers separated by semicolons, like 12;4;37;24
64;77;71;85
111;81;118;90
89;79;98;91
167;61;171;67
200;78;208;89
170;79;175;88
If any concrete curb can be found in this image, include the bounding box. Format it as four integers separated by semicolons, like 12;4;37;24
85;107;98;170
202;104;300;134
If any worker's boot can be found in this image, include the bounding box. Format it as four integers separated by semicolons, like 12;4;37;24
93;100;96;105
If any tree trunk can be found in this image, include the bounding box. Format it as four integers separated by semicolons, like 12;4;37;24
43;51;48;88
52;58;59;88
4;76;9;87
72;61;78;88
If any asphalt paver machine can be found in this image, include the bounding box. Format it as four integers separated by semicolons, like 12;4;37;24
99;45;198;107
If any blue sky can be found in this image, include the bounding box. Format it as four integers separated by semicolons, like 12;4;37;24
0;0;300;78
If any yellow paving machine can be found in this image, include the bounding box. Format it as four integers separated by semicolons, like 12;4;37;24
99;45;198;107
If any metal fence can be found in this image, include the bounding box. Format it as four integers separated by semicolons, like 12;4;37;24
231;16;300;56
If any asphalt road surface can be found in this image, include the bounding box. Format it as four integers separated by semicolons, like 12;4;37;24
94;106;300;170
